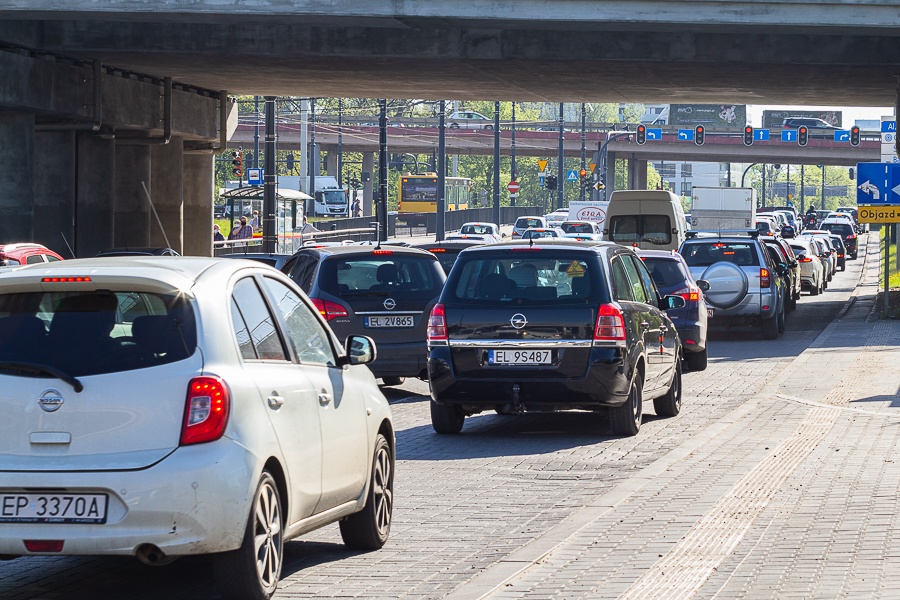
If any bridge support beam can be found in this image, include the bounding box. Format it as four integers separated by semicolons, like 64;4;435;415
0;112;35;244
34;131;76;258
150;139;184;253
184;152;214;256
76;134;116;257
627;156;648;190
114;145;152;248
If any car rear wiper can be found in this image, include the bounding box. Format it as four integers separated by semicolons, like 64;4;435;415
339;290;390;297
0;361;84;393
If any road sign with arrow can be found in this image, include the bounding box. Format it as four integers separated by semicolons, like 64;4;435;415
856;162;900;205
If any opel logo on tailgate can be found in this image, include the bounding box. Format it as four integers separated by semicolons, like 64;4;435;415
510;313;528;329
383;298;397;310
38;389;64;412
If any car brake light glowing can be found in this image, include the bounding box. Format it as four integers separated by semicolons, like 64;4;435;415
511;247;542;252
310;297;349;321
41;276;92;283
427;303;448;341
798;256;812;263
181;376;230;446
372;249;394;255
24;540;64;553
674;286;700;302
429;248;446;253
594;303;626;342
760;267;771;288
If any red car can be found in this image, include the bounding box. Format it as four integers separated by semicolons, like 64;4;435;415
0;243;64;266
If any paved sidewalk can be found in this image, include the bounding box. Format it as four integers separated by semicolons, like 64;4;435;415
448;231;900;599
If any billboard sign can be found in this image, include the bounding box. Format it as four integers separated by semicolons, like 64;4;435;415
761;109;842;129
669;104;746;131
568;201;610;225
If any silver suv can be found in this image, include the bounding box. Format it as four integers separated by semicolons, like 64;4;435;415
679;233;787;339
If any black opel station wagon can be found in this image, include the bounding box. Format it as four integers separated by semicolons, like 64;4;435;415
426;240;685;436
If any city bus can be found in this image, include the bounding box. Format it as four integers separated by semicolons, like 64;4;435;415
398;174;473;226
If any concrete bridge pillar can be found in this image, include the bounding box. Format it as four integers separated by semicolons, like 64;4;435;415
627;156;648;190
362;151;374;217
150;138;184;253
183;152;214;256
76;134;115;257
604;151;617;199
33;131;75;258
114;145;151;248
0;112;35;243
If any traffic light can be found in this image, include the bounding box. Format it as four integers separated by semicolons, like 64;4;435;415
798;126;808;146
743;126;754;146
850;126;860;147
849;167;855;180
546;174;558;191
579;168;587;179
694;125;705;146
231;149;243;178
636;124;646;145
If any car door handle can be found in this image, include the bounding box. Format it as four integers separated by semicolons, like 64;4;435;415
267;395;285;409
318;391;332;406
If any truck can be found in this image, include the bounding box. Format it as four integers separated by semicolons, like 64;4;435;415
690;187;756;232
279;175;349;218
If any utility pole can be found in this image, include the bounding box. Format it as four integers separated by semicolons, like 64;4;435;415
253;96;260;173
262;96;277;253
557;103;564;210
493;101;500;226
580;103;586;202
337;98;343;186
511;102;517;207
437;100;446;241
377;99;388;242
308;98;317;216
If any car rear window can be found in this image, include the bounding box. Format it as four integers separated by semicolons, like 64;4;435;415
317;255;441;300
682;241;760;267
641;257;688;288
821;223;853;236
0;290;196;377
449;252;602;304
522;230;558;239
516;217;543;229
561;222;594;234
608;215;672;246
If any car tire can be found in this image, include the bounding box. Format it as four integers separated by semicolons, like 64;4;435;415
852;252;858;260
778;306;786;333
761;314;779;340
684;347;708;372
213;471;283;600
431;401;465;434
381;377;405;387
339;434;394;550
654;357;682;418
484;125;494;131
610;375;642;436
810;279;819;296
449;123;459;129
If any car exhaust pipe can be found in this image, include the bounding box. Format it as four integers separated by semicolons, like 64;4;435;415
135;544;176;566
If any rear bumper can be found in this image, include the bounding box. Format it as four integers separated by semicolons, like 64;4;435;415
370;340;428;378
427;346;631;410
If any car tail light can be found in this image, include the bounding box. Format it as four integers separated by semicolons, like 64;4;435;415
848;234;857;240
24;540;64;553
674;286;700;302
372;249;394;255
181;376;230;446
310;297;349;321
760;268;771;288
41;276;92;283
798;256;812;263
594;303;626;342
427;303;448;342
428;248;446;253
511;247;542;252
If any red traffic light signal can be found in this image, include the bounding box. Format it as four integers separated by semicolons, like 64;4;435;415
850;125;860;147
579;168;588;178
694;125;705;146
798;126;809;146
743;126;754;146
636;124;646;145
232;149;243;177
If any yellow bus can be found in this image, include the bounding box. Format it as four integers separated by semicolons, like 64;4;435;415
398;174;473;226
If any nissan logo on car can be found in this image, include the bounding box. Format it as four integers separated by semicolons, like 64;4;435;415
510;313;527;329
38;389;64;412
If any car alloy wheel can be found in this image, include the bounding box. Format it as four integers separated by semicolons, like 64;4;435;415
610;375;642;436
340;434;394;549
654;355;682;417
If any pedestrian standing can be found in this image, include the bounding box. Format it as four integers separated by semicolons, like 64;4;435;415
213;224;225;243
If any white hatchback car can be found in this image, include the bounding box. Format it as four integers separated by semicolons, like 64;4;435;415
447;110;493;130
0;257;394;600
447;222;503;243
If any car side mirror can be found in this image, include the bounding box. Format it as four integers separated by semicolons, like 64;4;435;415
696;279;710;292
342;335;376;366
662;294;686;310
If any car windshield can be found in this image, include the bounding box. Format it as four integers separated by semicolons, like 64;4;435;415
318;255;441;301
449;253;601;305
682;241;760;267
0;290;196;378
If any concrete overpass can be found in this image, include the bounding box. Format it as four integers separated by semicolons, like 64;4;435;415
0;1;898;255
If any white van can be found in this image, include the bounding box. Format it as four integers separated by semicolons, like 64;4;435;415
603;190;688;252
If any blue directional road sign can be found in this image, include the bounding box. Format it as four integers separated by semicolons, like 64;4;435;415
834;130;851;143
247;168;263;185
754;129;770;141
856;162;900;205
883;121;897;133
539;173;545;188
567;169;578;182
645;128;662;141
781;130;797;143
677;129;694;141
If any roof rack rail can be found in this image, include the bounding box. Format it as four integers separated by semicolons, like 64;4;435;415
686;229;760;239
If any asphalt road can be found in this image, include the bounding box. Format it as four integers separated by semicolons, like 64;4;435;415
2;233;892;600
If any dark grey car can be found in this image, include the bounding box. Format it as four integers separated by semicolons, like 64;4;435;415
283;245;446;385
